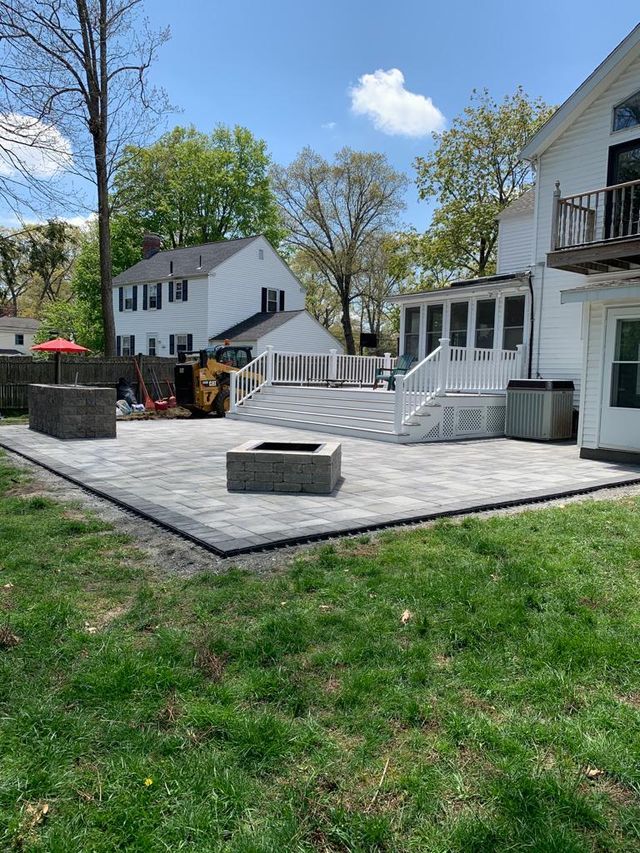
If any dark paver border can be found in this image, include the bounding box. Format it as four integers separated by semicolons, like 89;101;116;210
3;436;640;557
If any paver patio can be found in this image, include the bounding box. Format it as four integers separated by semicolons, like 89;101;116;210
2;419;640;555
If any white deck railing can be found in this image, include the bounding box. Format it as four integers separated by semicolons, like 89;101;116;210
230;341;526;432
272;349;394;386
229;348;270;413
393;339;526;432
393;346;441;431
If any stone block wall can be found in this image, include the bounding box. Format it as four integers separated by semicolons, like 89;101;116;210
29;384;116;439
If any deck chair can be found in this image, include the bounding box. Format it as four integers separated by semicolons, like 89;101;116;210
374;353;416;391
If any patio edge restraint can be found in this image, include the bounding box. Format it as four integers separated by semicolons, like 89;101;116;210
2;438;640;558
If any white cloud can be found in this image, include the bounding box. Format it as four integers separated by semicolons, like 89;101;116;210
0;114;72;179
321;121;337;131
349;69;445;137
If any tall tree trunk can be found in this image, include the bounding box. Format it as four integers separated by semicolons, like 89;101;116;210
97;0;116;356
338;278;356;354
96;156;116;355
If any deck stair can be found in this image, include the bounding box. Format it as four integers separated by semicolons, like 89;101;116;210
227;385;415;443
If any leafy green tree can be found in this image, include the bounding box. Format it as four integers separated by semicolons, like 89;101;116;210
39;216;141;352
272;147;407;354
414;88;554;278
114;125;284;248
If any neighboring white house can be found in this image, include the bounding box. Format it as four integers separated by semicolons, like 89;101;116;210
0;317;39;354
391;23;640;459
112;234;342;358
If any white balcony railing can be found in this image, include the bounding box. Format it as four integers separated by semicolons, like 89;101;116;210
552;177;640;250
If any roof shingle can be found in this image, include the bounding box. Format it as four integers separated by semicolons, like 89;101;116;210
210;310;304;342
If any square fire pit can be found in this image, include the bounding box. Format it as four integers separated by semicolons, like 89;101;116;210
227;440;342;494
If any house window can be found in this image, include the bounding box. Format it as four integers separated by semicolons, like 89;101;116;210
121;335;133;357
175;280;183;301
176;334;189;355
124;286;134;310
14;333;24;346
147;336;157;357
450;302;468;347
475;299;496;349
613;90;640;132
502;295;526;350
149;284;160;309
610;319;640;408
258;249;264;260
425;304;443;355
403;307;420;359
266;288;278;312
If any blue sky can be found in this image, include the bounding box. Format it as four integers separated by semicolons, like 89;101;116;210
3;2;640;230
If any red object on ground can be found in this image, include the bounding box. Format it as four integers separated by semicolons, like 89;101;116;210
167;396;177;408
31;337;90;353
154;400;168;411
132;357;155;411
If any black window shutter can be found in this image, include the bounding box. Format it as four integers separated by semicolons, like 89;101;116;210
169;282;174;302
183;279;188;302
187;333;193;351
169;334;175;355
261;287;267;312
143;284;148;310
132;285;138;311
130;335;135;355
279;290;285;311
116;335;121;356
157;283;162;310
118;288;124;312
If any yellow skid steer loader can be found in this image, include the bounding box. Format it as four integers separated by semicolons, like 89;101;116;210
174;345;261;417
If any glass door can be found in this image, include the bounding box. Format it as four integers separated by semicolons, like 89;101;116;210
606;140;640;238
600;309;640;452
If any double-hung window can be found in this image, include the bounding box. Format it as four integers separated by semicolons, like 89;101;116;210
475;299;496;349
176;334;188;355
15;333;24;346
149;284;160;309
266;288;278;312
450;302;469;347
124;286;134;311
121;335;133;357
403;307;420;359
502;295;526;350
175;280;183;302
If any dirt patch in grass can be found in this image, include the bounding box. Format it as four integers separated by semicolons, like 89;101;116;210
194;645;227;682
0;625;20;648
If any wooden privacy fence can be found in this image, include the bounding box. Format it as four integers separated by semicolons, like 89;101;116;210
0;355;177;411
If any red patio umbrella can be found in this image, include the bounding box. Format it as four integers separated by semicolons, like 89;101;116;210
32;337;90;383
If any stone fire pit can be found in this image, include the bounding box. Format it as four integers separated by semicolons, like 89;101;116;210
29;384;116;439
227;440;341;494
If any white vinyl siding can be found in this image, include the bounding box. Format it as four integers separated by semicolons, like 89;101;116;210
497;213;534;274
258;313;344;355
579;302;605;448
533;51;640;400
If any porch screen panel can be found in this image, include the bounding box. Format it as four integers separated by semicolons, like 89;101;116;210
403;307;420;359
450;302;468;347
425;304;444;354
502;295;525;350
611;319;640;409
475;299;495;349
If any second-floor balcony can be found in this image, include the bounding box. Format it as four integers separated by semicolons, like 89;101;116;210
547;178;640;274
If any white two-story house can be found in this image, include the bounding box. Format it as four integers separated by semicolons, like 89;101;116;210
112;234;342;359
392;23;640;459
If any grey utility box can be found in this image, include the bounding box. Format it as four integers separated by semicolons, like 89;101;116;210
505;379;574;441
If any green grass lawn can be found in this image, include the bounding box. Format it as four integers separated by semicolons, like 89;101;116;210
0;452;639;852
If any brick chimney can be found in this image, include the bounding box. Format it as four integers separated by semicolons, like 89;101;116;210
142;233;162;259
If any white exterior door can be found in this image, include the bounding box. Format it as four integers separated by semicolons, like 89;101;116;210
600;307;640;452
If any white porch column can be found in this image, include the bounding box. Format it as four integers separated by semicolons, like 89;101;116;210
329;348;338;381
265;345;274;385
383;352;392;369
437;337;450;396
393;374;405;434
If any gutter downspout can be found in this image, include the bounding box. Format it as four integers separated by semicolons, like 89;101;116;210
527;271;534;378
